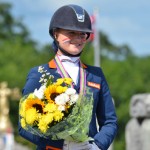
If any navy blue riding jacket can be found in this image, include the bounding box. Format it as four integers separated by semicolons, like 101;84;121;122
18;59;118;150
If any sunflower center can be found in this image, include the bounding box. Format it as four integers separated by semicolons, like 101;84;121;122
33;104;43;113
50;93;59;100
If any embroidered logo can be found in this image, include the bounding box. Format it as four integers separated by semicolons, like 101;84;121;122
87;81;101;89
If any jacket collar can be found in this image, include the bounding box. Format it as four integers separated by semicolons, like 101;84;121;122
48;59;87;69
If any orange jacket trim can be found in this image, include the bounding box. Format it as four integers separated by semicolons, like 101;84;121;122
48;59;87;69
46;145;61;150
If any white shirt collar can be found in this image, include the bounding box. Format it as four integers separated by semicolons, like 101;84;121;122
58;55;80;64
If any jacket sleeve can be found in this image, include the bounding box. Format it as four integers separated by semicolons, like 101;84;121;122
94;69;118;150
18;67;64;149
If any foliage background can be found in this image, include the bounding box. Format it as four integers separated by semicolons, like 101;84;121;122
0;2;150;150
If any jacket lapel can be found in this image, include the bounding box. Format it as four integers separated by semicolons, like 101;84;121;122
48;59;87;69
48;59;88;91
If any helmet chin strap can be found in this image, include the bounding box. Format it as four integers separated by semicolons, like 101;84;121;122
54;40;82;57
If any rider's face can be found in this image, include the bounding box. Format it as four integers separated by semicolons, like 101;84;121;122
54;29;88;55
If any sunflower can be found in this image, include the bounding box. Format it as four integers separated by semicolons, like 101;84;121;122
44;103;57;113
53;110;64;122
56;78;64;85
25;98;45;113
44;84;60;101
64;78;73;85
25;108;38;125
38;117;49;133
19;101;26;117
56;85;68;94
37;113;54;133
27;93;35;99
20;118;26;128
56;78;73;86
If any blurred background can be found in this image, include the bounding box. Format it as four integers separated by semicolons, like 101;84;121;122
0;0;150;150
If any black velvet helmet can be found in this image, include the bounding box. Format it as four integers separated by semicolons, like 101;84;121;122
49;4;92;39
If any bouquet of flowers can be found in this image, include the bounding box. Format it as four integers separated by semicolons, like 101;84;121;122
19;66;93;142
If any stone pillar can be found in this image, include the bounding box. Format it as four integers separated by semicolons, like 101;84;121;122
125;94;150;150
0;82;12;133
0;81;20;133
108;144;113;150
126;118;142;150
141;119;150;150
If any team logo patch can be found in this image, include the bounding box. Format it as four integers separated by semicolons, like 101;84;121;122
87;81;101;89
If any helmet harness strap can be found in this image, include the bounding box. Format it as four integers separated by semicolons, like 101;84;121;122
53;38;83;57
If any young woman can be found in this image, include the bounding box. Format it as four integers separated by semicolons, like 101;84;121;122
19;4;118;150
